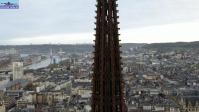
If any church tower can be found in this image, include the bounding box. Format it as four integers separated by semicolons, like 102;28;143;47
91;0;125;112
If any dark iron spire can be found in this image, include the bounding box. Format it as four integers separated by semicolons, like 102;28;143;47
92;0;125;112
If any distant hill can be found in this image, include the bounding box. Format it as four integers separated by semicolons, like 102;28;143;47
0;43;144;54
143;41;199;52
0;41;198;54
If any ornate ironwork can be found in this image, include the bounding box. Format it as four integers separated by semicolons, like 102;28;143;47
92;0;125;112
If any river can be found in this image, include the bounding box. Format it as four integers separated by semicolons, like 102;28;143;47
24;58;51;70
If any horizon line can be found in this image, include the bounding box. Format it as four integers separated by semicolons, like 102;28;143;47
0;41;198;46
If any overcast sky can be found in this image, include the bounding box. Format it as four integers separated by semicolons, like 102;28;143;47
0;0;199;45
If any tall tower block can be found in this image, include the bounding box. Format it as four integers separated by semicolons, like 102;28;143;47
92;0;125;112
12;62;24;80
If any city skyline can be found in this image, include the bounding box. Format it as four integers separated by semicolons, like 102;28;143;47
0;0;199;45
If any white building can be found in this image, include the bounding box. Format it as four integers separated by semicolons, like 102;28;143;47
84;105;91;112
0;101;5;112
12;62;24;80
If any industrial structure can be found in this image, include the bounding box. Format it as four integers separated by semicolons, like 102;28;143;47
91;0;125;112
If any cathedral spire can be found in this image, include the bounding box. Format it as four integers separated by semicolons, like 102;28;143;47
91;0;125;112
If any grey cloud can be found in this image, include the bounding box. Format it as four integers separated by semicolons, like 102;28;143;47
0;0;199;42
